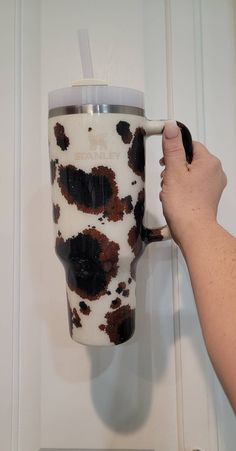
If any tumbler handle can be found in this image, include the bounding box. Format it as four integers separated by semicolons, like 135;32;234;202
141;119;193;243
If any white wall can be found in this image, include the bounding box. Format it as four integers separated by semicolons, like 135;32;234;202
1;1;236;450
0;1;15;450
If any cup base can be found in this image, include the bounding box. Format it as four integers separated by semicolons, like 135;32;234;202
67;293;135;346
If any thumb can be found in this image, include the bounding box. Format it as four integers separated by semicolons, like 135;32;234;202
162;120;186;168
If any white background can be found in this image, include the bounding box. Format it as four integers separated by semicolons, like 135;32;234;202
1;0;236;450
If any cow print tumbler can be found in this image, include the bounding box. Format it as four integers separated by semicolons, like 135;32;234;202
48;85;192;345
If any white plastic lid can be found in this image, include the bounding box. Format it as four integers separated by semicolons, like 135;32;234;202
48;84;144;110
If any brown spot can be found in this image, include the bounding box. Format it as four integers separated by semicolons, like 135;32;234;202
106;290;111;295
79;301;91;315
128;127;146;180
115;281;130;297
121;195;133;214
99;305;135;345
119;282;126;290
54;122;70;150
128;226;142;257
132;180;137;185
58;230;62;237
110;298;122;309
53;203;60;224
58;165;132;222
128;277;132;284
50;159;58;184
55;228;119;300
72;308;82;327
116;121;133;144
88;127;92;132
128;226;137;252
116;281;127;295
67;299;82;336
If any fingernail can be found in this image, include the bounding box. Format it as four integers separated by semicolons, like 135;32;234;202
164;120;179;139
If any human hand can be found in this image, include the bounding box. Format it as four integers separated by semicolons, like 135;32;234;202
160;121;227;246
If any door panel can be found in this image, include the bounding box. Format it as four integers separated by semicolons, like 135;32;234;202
1;1;236;450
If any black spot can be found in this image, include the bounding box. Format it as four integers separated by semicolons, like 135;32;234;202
53;203;60;224
116;121;133;144
56;234;106;298
100;305;135;344
54;122;70;151
58;165;113;209
134;190;145;235
50;159;58;184
128;127;146;180
110;298;122;309
128;190;144;256
55;229;119;300
79;301;91;315
72;308;82;328
117;315;134;343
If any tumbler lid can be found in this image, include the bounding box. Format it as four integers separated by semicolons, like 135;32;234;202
48;83;144;111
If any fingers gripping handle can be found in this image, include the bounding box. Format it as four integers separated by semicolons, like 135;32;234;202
144;119;193;162
142;119;193;244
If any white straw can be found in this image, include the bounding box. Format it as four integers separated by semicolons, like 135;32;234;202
78;29;94;79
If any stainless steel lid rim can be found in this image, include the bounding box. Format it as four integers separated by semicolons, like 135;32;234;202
48;104;145;118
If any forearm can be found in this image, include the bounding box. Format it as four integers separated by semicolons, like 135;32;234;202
179;221;236;413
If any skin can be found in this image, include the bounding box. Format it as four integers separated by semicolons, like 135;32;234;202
160;121;236;413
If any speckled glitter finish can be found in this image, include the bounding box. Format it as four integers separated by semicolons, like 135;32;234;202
49;113;192;345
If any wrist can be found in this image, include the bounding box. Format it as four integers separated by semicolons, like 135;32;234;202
176;217;220;253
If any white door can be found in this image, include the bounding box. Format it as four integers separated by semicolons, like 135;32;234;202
1;1;236;450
